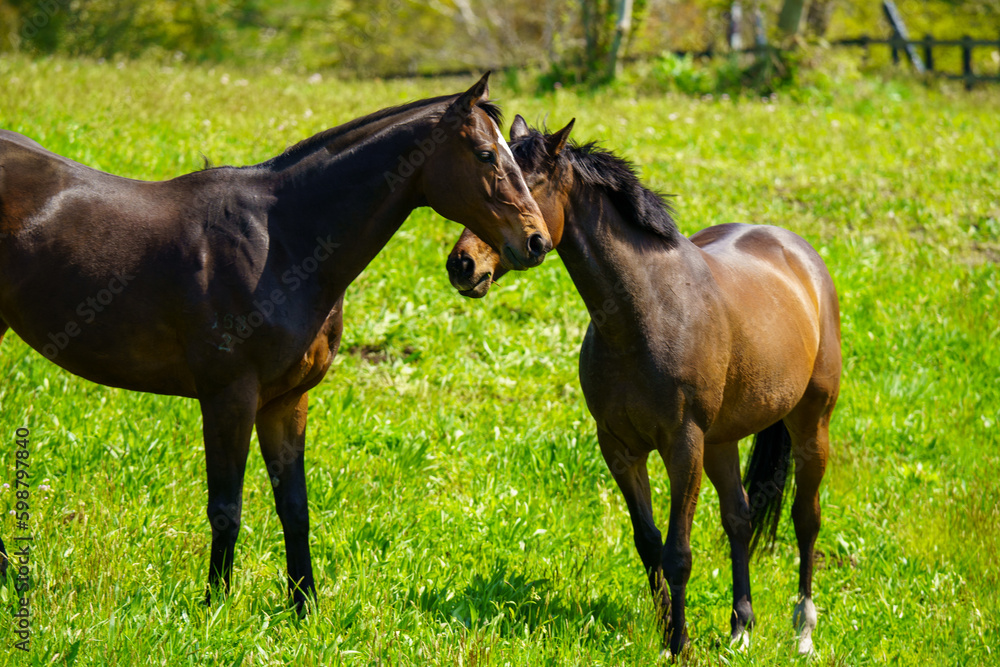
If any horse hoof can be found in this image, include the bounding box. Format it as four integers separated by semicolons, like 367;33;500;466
729;630;750;651
658;647;678;664
658;646;693;665
793;597;817;657
292;599;309;618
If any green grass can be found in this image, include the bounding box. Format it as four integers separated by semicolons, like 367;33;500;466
0;56;998;665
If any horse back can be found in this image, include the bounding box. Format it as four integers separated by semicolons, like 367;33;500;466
692;223;837;333
0;131;278;395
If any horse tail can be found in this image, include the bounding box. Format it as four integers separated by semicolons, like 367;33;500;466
743;419;793;557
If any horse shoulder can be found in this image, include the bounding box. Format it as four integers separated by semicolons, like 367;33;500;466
0;135;72;233
157;169;273;273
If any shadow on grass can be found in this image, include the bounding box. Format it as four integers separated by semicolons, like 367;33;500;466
403;559;633;645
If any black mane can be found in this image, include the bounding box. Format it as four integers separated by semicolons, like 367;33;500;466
259;96;503;172
475;100;504;126
511;130;678;242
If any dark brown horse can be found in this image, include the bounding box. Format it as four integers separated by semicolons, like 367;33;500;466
0;75;551;608
446;117;841;656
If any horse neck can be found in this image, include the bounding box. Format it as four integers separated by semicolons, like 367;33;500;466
557;185;689;346
266;119;433;293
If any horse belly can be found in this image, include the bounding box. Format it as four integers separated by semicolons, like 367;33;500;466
0;242;197;396
706;367;811;443
705;318;817;443
0;301;196;396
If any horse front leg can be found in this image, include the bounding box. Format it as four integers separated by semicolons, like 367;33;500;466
597;429;667;617
255;391;315;612
658;423;705;657
198;380;258;603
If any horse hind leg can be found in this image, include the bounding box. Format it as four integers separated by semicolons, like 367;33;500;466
784;403;833;656
256;391;316;612
703;440;754;647
198;380;258;604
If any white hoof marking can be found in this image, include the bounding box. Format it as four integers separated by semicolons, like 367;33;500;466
793;597;818;656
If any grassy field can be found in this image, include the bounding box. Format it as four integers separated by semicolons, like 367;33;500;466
0;56;998;665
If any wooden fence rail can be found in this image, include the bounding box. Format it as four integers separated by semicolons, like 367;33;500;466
833;35;1000;88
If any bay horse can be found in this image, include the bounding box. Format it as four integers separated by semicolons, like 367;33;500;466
446;117;841;655
0;74;551;609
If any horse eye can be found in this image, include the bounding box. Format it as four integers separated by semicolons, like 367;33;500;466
476;150;496;164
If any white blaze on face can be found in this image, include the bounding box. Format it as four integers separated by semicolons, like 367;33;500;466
493;121;516;163
491;119;532;201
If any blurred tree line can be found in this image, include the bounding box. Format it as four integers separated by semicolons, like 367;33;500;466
1;0;996;78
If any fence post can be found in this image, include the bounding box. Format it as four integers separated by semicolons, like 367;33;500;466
753;7;767;48
882;0;925;73
923;34;934;72
860;34;870;62
962;34;973;89
728;1;744;51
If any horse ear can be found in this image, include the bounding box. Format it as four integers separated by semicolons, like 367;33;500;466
450;71;491;117
545;118;575;157
509;114;530;141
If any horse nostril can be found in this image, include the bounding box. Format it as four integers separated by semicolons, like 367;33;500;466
527;233;550;259
460;255;474;277
447;253;476;280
